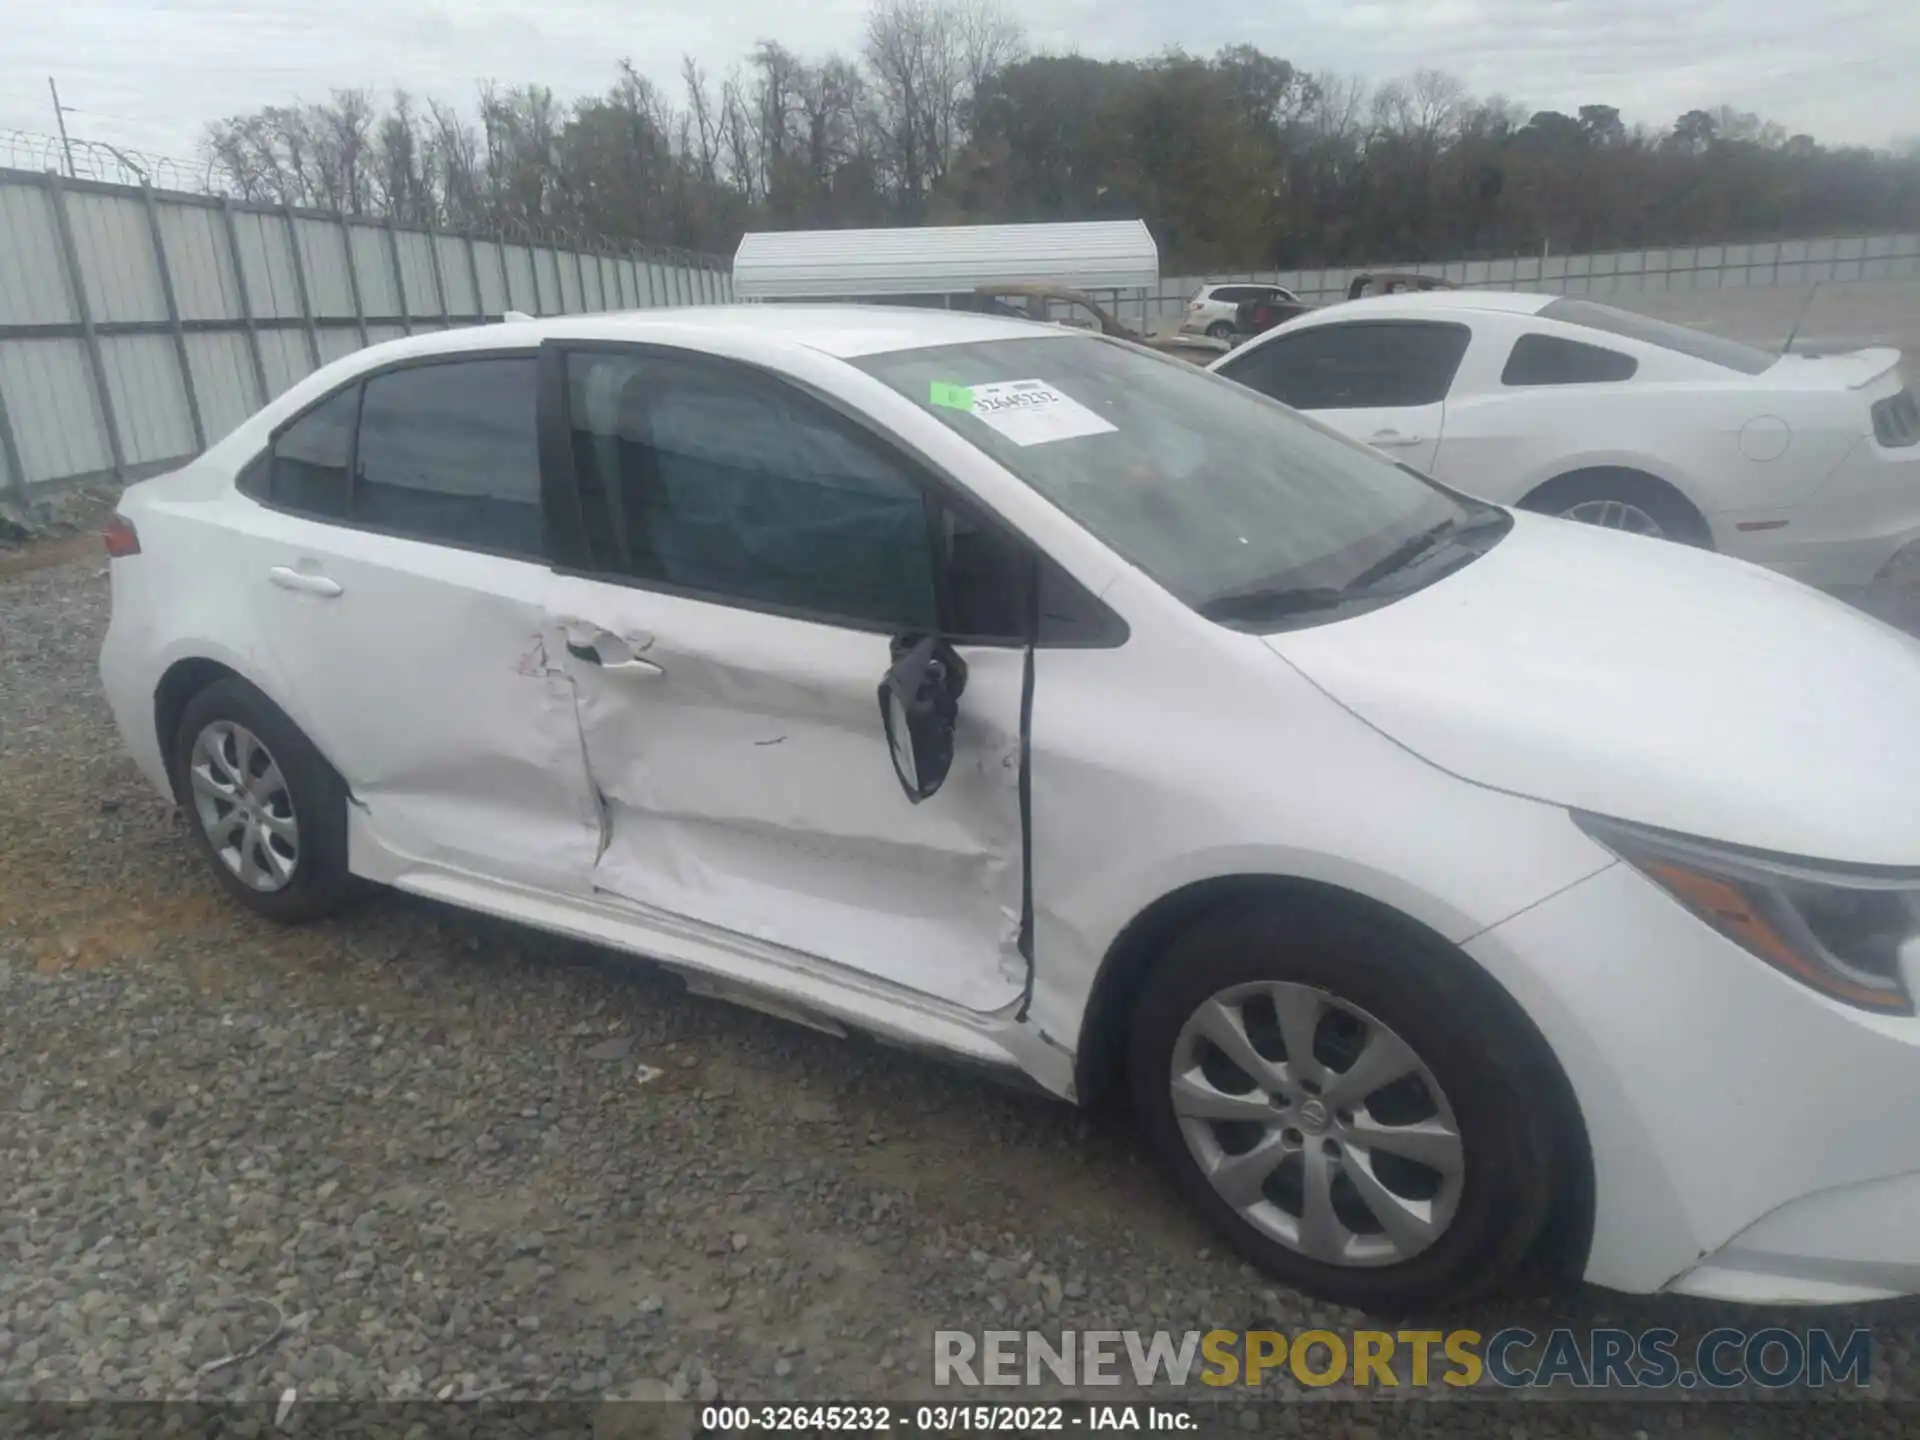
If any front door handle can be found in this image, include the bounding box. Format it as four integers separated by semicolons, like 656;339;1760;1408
564;637;663;678
1368;430;1424;449
268;565;343;597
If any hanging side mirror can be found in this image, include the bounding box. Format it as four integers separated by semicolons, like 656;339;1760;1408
877;635;968;803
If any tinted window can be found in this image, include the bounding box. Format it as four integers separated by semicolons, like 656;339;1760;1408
566;351;937;631
1538;298;1776;375
270;386;356;516
353;358;542;557
1502;333;1639;386
1211;287;1257;304
1220;322;1471;409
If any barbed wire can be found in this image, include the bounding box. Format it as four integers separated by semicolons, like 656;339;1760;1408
0;127;232;192
0;126;728;268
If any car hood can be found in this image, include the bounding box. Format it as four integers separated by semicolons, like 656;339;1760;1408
1263;512;1920;866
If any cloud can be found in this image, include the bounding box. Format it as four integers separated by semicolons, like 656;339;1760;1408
4;0;1915;162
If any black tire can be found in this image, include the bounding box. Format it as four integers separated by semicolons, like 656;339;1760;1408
1127;898;1561;1315
169;676;358;923
1519;469;1712;549
1206;320;1236;341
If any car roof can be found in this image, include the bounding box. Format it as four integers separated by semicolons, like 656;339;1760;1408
1298;290;1555;322
333;304;1072;366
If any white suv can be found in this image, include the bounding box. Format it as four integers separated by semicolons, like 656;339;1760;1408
98;305;1920;1311
1180;283;1305;340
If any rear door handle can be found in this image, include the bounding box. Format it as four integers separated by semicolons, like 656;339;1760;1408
1369;430;1424;448
268;565;343;597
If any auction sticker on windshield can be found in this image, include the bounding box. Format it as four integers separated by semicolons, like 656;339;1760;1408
931;379;1117;446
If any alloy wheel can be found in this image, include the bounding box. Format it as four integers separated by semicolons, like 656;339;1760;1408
1561;498;1665;537
188;720;300;893
1168;981;1464;1267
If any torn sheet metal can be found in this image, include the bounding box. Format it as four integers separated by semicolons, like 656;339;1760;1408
546;578;1027;1014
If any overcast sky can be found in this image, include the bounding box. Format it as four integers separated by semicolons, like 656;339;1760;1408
5;0;1917;167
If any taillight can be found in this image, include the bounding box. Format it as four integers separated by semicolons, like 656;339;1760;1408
102;514;141;558
1872;387;1918;448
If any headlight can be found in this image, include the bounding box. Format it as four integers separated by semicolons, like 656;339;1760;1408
1575;813;1920;1015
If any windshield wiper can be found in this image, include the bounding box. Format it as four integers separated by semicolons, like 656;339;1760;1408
1346;509;1510;593
1346;519;1459;591
1196;585;1355;624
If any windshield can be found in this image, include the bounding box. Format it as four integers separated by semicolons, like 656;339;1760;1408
1539;298;1778;375
854;334;1507;631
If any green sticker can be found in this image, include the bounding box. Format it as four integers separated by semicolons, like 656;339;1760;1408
929;381;974;411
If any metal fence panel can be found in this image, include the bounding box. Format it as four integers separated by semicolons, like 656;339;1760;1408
504;246;536;312
0;182;78;325
231;210;302;319
347;223;399;316
258;328;313;399
317;326;362;365
293;218;356;319
394;230;439;317
183;331;259;444
437;235;478;316
100;333;195;464
69;191;166;324
157;202;240;322
0;339;110;483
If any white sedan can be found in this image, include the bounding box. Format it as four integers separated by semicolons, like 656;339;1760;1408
1210;291;1920;599
100;306;1920;1310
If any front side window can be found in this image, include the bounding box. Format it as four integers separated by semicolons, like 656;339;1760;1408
855;333;1507;632
1502;333;1639;386
1218;321;1472;410
565;351;938;631
269;385;357;516
353;358;543;558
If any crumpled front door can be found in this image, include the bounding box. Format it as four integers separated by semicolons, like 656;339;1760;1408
546;573;1028;1014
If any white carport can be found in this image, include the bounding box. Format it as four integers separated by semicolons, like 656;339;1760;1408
730;220;1159;300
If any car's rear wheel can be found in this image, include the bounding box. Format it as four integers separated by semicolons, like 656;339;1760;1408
1206;321;1235;341
1521;469;1711;548
1128;900;1560;1313
170;677;357;923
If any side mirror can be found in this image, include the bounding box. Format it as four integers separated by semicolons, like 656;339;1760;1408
877;635;968;803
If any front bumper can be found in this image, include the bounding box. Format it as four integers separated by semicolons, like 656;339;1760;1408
1465;858;1920;1302
1671;1170;1920;1304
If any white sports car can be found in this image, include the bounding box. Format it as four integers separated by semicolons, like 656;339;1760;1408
1211;291;1920;600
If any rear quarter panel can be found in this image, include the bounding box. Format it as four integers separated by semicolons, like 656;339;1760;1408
1435;321;1857;513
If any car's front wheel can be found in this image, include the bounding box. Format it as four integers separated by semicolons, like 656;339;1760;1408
170;676;358;923
1128;899;1561;1312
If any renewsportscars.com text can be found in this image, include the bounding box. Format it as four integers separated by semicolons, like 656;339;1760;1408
932;1327;1874;1391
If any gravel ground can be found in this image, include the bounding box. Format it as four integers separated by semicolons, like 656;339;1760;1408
5;553;1920;1436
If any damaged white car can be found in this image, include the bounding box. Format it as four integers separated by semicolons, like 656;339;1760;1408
101;308;1920;1311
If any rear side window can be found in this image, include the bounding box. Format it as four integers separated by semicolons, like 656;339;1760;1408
1501;333;1639;386
269;386;356;516
1220;321;1472;409
353;358;542;558
1537;298;1776;375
